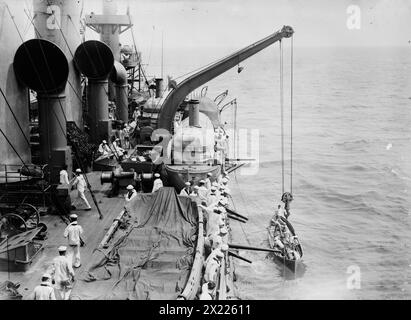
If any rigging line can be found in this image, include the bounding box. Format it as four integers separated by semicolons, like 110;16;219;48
290;35;294;194
36;5;110;101
12;6;102;219
0;126;27;168
0;86;31;148
23;9;110;112
23;9;85;104
280;40;284;195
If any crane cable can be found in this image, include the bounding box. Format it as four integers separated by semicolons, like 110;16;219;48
279;36;295;196
290;35;294;194
279;40;284;195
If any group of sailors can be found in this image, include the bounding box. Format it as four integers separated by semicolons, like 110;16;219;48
97;138;126;160
180;170;231;300
59;167;92;211
268;203;300;261
31;214;84;300
123;173;163;203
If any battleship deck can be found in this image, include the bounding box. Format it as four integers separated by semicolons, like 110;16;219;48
0;172;125;300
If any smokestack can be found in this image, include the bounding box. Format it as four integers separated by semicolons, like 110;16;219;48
74;40;114;144
110;61;128;123
155;78;164;98
188;99;200;127
13;39;71;183
33;0;83;128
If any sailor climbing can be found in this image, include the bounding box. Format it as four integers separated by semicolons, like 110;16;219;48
49;246;75;300
63;214;83;268
32;273;56;300
179;182;191;196
152;173;163;192
125;185;137;202
71;169;91;211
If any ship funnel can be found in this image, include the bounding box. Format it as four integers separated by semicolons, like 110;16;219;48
74;40;114;143
110;61;129;122
13;39;71;182
14;39;69;94
188;99;200;127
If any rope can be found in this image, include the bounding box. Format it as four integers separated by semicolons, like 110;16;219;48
279;40;284;194
0;87;31;148
12;5;104;219
0;127;27;168
290;35;294;194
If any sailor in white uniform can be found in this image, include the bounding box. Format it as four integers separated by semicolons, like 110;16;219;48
49;246;75;300
197;180;209;202
63;214;83;268
152;173;163;192
205;173;212;190
98;140;111;155
71;169;91;210
125;185;137;202
32;273;56;300
179;182;191;196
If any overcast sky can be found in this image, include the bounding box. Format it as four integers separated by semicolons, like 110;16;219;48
82;0;411;50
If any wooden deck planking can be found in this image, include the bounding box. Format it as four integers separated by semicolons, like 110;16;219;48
0;172;126;299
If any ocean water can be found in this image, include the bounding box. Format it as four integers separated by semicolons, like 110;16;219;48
158;46;411;299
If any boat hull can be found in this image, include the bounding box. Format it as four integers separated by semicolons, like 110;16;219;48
268;217;303;271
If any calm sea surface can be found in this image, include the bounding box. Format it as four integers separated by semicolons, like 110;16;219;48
160;46;411;299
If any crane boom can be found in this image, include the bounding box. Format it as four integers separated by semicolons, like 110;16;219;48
157;25;294;131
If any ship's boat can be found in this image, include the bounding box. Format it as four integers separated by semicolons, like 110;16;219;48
267;217;303;271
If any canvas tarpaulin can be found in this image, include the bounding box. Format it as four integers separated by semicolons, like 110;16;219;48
71;187;198;300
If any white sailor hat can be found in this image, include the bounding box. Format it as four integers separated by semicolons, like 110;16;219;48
126;185;134;190
219;227;228;235
223;171;228;175
194;186;199;190
212;181;219;187
222;178;228;184
102;140;107;144
70;214;78;219
75;168;82;173
221;244;229;252
185;182;191;186
211;186;217;192
58;246;67;252
115;138;120;141
199;180;205;184
154;173;160;178
207;173;212;177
